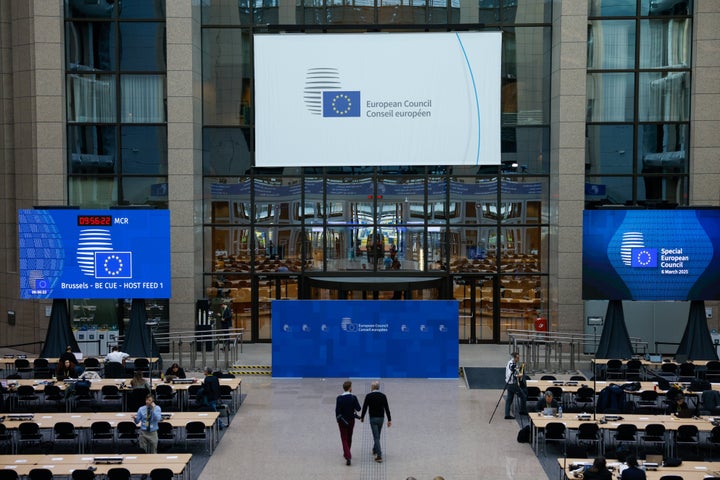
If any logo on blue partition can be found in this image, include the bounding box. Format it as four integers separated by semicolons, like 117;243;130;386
340;317;357;332
95;252;132;278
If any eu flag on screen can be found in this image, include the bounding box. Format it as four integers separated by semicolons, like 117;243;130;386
95;252;133;278
323;91;361;117
631;248;657;268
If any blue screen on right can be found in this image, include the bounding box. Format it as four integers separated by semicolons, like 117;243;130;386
582;209;720;300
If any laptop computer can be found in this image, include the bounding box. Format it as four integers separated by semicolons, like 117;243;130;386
7;414;34;421
93;457;124;464
542;407;557;416
172;378;195;384
644;454;662;470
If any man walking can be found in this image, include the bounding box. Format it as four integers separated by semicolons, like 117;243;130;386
504;351;528;419
361;381;392;463
336;380;361;466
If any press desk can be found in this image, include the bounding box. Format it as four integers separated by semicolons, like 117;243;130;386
0;453;192;480
1;357;160;376
559;458;720;480
531;413;716;455
4;377;241;412
0;411;221;454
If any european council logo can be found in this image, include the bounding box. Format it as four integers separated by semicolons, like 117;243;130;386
631;248;658;268
323;91;361;117
95;252;133;278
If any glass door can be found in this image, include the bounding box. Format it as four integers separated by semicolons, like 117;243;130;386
474;276;495;342
454;275;496;343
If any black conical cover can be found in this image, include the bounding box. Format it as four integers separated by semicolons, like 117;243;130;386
40;299;80;358
676;300;718;360
595;300;634;359
122;299;160;360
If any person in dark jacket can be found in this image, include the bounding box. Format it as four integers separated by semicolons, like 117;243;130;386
55;359;81;380
59;346;79;366
197;366;221;410
360;381;392;463
667;393;694;418
620;456;646;480
336;380;361;466
221;303;233;330
164;363;186;379
583;456;612;480
596;384;625;413
535;390;559;412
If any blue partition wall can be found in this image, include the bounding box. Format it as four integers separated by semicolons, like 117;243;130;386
272;300;459;378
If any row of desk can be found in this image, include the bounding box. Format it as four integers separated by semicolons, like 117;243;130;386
525;379;717;409
0;411;221;455
0;454;192;480
527;379;720;392
4;377;242;413
592;359;715;367
591;358;717;382
531;413;717;458
560;458;720;480
1;357;160;377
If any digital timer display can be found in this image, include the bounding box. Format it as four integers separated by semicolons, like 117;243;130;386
19;209;171;299
77;215;113;226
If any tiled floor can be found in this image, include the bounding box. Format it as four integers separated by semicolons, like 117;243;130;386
199;344;553;480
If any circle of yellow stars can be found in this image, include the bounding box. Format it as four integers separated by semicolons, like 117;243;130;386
331;94;353;116
103;254;124;276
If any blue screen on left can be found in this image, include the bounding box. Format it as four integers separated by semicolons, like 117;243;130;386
18;209;171;299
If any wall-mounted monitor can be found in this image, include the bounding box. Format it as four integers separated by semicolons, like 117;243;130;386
254;32;501;167
19;209;171;299
583;209;720;301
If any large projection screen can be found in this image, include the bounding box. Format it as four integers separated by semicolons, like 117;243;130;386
254;32;502;167
272;300;459;378
19;209;171;299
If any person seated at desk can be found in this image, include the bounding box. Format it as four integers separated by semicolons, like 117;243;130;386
667;393;695;418
536;390;559;413
196;366;220;410
583;457;612;480
164;363;186;380
104;346;129;365
130;370;150;390
196;366;227;428
59;346;79;366
55;359;81;380
702;389;720;415
619;456;646;480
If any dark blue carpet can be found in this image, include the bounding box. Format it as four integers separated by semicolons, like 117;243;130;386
463;367;505;389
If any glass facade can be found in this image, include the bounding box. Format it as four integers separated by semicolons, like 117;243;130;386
56;0;697;344
65;0;168;208
201;0;552;342
586;0;691;206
